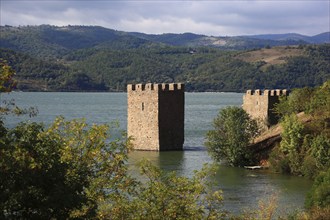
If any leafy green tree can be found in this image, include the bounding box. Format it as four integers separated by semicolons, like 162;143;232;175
0;117;134;219
0;59;16;93
307;80;330;118
0;61;37;117
280;114;304;154
205;106;259;166
274;87;314;117
309;134;330;170
279;114;305;174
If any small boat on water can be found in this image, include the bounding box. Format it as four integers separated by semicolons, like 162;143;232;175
244;166;263;170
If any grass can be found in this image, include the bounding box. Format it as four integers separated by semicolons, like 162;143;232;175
236;46;306;70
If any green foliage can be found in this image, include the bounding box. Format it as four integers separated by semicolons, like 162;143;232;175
103;160;225;220
307;80;330;118
280;114;304;154
205;106;260;166
0;59;16;93
271;124;330;177
305;168;330;209
280;115;330;177
275;80;330;119
270;81;330;177
1;25;329;92
0;117;134;219
301;155;318;179
269;145;292;174
0;48;69;91
275;87;315;117
0;116;226;219
278;114;305;175
0;61;38;117
309;134;330;169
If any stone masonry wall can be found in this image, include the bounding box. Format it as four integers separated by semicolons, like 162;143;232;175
127;83;184;151
158;84;185;150
242;89;289;128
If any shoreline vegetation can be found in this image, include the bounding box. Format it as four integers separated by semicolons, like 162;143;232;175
1;56;330;218
205;80;330;218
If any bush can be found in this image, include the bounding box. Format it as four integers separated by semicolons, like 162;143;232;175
205;106;259;166
301;155;318;179
305;168;330;209
269;146;291;174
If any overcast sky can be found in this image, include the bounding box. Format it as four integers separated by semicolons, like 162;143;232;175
1;0;329;36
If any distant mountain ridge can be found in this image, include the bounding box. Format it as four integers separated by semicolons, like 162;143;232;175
128;30;330;49
1;25;329;57
244;32;330;44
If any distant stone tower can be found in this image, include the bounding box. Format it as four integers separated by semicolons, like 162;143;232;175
127;83;185;151
242;89;289;128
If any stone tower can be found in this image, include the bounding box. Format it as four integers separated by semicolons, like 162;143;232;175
127;83;184;151
242;89;289;128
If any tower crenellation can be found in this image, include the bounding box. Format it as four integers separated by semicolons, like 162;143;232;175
243;89;289;128
127;83;184;92
245;89;288;96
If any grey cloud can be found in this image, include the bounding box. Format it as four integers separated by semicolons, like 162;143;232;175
1;0;329;36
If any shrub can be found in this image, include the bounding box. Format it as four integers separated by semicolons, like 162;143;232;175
280;114;305;175
305;168;330;209
205;106;259;166
269;146;291;174
309;134;330;169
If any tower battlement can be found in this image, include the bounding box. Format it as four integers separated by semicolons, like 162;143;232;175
127;83;185;151
245;89;289;96
127;83;184;92
243;89;289;128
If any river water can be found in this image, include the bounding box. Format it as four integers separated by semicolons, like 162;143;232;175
3;92;312;216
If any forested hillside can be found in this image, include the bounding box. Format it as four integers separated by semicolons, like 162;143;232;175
0;25;329;92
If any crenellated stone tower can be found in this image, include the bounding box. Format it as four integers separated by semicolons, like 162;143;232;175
242;89;289;128
127;83;185;151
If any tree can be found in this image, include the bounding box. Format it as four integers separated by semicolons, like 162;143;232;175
0;60;37;117
0;59;16;93
205;106;259;166
0;117;134;219
309;134;330;170
307;80;330;119
279;114;305;175
274;87;314;117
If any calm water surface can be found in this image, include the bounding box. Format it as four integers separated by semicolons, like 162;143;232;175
3;92;312;215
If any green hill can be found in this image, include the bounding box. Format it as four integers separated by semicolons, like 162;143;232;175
0;25;329;92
